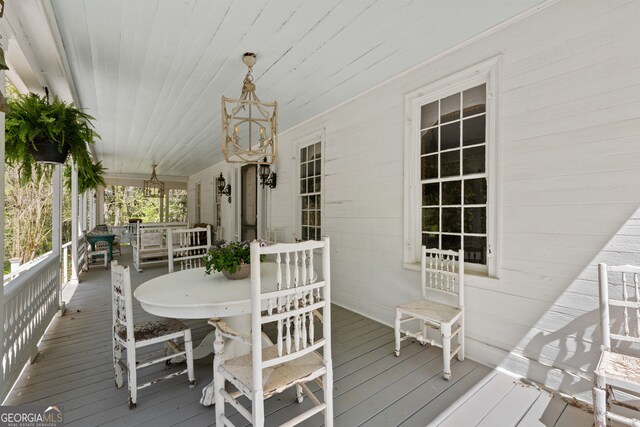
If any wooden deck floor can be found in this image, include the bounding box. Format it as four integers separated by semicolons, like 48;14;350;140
4;247;593;426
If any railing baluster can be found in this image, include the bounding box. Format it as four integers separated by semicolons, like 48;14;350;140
2;254;60;402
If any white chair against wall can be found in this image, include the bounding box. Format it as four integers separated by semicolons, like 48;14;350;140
213;238;333;427
168;226;211;273
85;240;108;270
111;261;196;409
394;247;464;381
594;263;640;426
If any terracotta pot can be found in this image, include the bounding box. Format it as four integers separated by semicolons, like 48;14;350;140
30;139;70;164
222;264;251;280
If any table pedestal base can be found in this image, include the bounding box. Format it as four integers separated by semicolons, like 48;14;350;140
200;314;272;406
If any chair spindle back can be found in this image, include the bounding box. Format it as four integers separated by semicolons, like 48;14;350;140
421;247;464;308
598;263;640;351
111;261;134;342
250;238;331;386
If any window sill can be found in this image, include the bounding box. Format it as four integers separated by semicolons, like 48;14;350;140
402;262;501;288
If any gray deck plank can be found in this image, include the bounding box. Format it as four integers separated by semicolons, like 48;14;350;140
363;360;478;427
553;404;594;427
516;392;567;427
477;380;542;427
401;364;494;427
436;372;517;427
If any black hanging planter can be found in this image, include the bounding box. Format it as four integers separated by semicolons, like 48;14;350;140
30;140;70;164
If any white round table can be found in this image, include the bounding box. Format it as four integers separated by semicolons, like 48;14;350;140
134;264;279;406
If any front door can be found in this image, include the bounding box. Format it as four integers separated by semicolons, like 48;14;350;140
240;164;257;241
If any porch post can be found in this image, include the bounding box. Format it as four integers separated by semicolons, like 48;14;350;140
0;79;6;386
70;163;79;285
89;190;96;229
160;194;165;222
80;192;87;231
165;190;170;222
52;165;63;256
97;186;105;224
52;165;65;314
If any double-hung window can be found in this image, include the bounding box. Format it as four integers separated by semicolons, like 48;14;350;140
195;182;201;224
404;58;499;276
299;141;322;241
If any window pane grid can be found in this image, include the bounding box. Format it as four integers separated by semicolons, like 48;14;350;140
419;83;487;264
300;142;322;240
419;111;486;133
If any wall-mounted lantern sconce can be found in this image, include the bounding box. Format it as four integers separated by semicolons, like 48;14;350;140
216;172;232;203
259;158;277;189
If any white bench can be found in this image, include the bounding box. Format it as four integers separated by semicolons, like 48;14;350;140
131;222;188;272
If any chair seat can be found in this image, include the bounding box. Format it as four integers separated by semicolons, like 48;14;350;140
596;350;640;390
397;299;461;324
220;346;325;399
118;318;187;342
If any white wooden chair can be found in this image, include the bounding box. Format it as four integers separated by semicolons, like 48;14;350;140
167;226;211;273
112;237;122;256
111;261;196;409
594;263;640;426
85;240;108;270
213;238;333;427
394;247;464;381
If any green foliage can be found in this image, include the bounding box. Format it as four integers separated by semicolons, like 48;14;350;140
5;92;100;184
103;186;187;225
203;240;266;275
63;160;107;194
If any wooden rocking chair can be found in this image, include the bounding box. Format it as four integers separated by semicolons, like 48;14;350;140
394;247;464;381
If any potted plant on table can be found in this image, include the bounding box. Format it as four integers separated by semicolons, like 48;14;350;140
5;91;103;187
203;240;267;280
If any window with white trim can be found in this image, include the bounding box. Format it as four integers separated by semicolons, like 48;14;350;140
404;58;499;276
299;142;322;240
215;187;221;229
195;183;201;224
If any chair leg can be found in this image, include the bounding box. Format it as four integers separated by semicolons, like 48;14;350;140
213;330;226;426
184;331;196;387
421;320;428;346
127;345;137;409
593;374;607;427
457;313;465;362
113;340;124;388
442;323;452;381
394;309;401;357
253;392;265;427
324;362;334;427
296;384;304;403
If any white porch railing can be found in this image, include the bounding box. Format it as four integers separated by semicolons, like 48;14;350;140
1;252;60;401
2;252;50;285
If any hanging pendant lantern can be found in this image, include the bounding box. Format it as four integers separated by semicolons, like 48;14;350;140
221;52;277;165
143;165;165;198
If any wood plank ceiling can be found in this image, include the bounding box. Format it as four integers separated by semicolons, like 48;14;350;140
51;0;543;177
